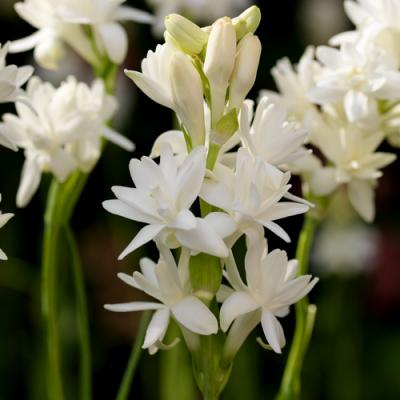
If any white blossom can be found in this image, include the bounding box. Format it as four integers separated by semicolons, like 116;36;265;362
0;76;132;207
0;194;13;261
103;144;235;259
105;246;218;354
239;98;310;168
201;148;310;243
220;232;318;353
10;0;153;68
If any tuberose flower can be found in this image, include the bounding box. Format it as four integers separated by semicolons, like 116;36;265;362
220;232;318;353
0;194;14;261
1;76;132;207
105;246;218;354
103;144;235;259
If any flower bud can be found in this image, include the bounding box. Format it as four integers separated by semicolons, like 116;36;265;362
164;14;208;55
170;52;205;146
204;17;237;126
33;36;65;70
232;6;261;41
228;34;261;110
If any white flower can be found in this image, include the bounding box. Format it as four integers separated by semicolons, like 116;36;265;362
308;119;396;222
261;46;320;126
201;148;310;243
147;0;251;36
1;76;132;207
0;194;14;261
103;144;235;259
105;246;218;354
10;0;153;68
220;232;318;353
308;42;400;122
239;98;310;168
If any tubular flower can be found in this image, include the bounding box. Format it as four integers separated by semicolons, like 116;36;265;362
0;194;13;261
220;232;318;354
103;144;235;259
201;148;309;243
10;0;153;68
105;246;218;354
0;76;133;207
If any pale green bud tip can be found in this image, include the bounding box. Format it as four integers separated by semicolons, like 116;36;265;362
233;6;261;41
164;13;209;55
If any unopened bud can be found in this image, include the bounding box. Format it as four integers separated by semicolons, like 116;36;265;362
170;52;205;146
232;6;261;41
204;17;237;126
165;14;208;55
228;34;261;110
34;36;65;70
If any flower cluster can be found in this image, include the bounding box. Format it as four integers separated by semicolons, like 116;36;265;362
10;0;154;69
104;7;318;357
264;0;400;222
0;194;13;261
1;75;134;207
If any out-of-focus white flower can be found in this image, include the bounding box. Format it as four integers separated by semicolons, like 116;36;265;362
261;46;320;126
308;42;400;122
220;232;318;354
239;98;309;168
1;76;132;207
103;144;235;259
147;0;252;37
0;43;34;150
10;0;153;68
309;120;396;222
105;246;218;354
0;194;13;261
201;148;310;243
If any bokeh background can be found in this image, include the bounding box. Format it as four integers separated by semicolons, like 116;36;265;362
0;0;400;399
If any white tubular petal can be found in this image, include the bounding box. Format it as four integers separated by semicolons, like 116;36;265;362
142;308;170;349
261;202;309;222
103;199;158;224
97;23;128;64
125;70;173;109
347;180;375;223
0;213;14;229
150;130;187;159
274;276;319;306
220;291;259;332
261;309;286;354
175;218;229;258
117;272;141;289
344;90;369;122
16;158;42;208
0;248;7;260
309;167;339;196
104;301;164;312
8;31;45;53
172;296;218;335
216;284;235;303
224;251;247;291
204;212;237;239
102;126;135;152
169;209;197;230
115;6;154;24
262;221;291;243
118;224;164;260
285;260;298;281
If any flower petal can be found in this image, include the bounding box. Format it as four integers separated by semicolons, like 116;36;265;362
260;309;286;354
142;308;170;349
104;301;164;312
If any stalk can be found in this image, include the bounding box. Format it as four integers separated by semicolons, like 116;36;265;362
115;311;151;400
276;214;320;400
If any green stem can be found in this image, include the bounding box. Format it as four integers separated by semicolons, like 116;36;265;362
42;180;65;400
116;311;151;400
65;225;92;400
276;214;319;400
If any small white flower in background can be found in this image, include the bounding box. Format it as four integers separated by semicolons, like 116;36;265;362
147;0;252;36
10;0;153;69
308;119;396;222
261;46;320;127
0;75;133;207
105;246;218;354
220;232;318;354
103;144;235;259
0;43;34;150
239;98;310;168
0;194;14;261
201;148;310;243
308;42;400;123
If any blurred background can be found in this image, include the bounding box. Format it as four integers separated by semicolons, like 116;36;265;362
0;0;400;399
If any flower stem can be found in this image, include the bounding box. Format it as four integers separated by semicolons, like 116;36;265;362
116;311;151;400
276;214;319;400
64;225;92;400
